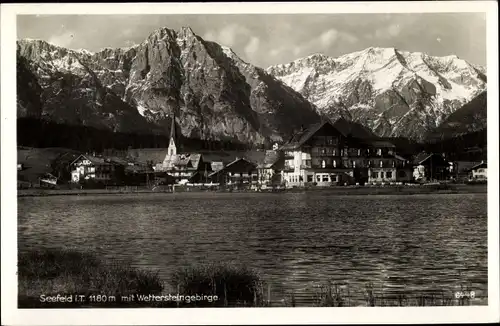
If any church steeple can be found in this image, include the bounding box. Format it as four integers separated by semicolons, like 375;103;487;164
167;113;177;156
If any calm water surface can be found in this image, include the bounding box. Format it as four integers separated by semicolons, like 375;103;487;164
18;192;488;306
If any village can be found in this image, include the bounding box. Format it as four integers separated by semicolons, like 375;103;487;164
17;118;487;192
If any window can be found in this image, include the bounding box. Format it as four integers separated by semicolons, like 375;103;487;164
377;149;382;156
307;175;313;182
386;171;393;179
379;160;383;167
322;175;329;182
321;148;327;155
322;160;326;168
353;161;356;168
372;172;379;179
358;149;361;156
392;161;395;167
333;160;337;168
380;172;384;178
317;175;321;182
332;149;337;156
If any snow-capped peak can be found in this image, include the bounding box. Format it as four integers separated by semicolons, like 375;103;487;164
267;46;487;140
76;48;94;55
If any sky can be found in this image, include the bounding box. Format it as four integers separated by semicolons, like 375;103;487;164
17;13;487;68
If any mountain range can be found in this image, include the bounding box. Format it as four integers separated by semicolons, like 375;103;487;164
267;48;487;140
17;26;487;146
17;27;319;146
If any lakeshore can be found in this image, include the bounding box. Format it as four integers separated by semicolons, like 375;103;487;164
18;248;479;308
17;183;487;197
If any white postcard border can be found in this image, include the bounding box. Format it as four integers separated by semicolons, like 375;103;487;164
1;2;498;325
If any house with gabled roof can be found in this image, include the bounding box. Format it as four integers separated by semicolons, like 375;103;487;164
256;150;285;186
412;152;449;182
208;157;258;186
39;173;58;187
280;118;411;186
469;161;487;180
70;154;125;184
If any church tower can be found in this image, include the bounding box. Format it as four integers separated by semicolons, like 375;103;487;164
162;113;178;171
167;113;177;157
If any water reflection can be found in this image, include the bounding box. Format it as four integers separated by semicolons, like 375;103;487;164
18;192;488;306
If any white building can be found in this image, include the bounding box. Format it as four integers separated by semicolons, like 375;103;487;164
470;161;487;180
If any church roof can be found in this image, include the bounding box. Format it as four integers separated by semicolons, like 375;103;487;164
163;153;203;170
127;148;168;164
169;113;176;144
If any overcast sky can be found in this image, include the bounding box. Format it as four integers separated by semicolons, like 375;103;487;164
17;13;487;67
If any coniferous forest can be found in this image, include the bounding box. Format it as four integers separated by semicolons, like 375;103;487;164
17;118;250;153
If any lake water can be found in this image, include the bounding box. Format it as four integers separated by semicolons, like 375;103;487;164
18;192;488;306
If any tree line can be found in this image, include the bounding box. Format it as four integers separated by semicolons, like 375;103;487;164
17;118;487;162
17;118;250;153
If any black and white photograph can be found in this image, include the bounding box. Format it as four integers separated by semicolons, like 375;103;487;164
1;2;499;325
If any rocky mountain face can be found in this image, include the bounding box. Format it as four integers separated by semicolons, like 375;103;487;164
267;47;487;141
427;90;487;141
17;27;320;146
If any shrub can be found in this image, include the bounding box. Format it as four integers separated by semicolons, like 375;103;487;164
18;248;164;307
171;262;264;307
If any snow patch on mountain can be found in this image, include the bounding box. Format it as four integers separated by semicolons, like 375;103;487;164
267;47;487;140
136;103;149;117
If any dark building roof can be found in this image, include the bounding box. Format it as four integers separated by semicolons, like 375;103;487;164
107;156;129;166
455;161;482;173
470;161;487;171
281;121;331;150
199;151;245;165
413;152;448;166
391;153;408;161
331;118;377;139
125;165;154;174
164;153;203;170
208;158;257;177
200;150;270;166
281;118;393;151
40;173;58;180
368;140;396;148
70;154;112;166
127;148;168;165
